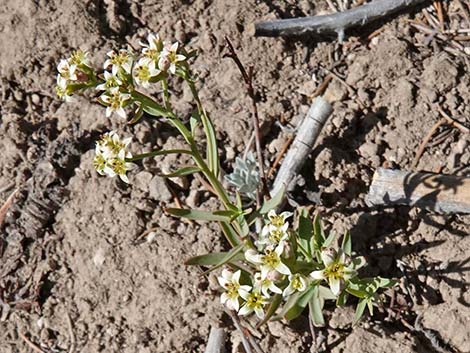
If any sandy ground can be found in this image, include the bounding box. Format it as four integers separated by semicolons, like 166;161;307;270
0;0;469;352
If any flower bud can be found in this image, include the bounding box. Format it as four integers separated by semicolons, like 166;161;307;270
266;270;283;282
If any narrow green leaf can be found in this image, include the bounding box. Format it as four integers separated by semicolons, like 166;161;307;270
128;104;144;124
353;298;367;325
284;286;316;321
160;166;201;177
298;208;313;256
190;112;200;136
309;286;325;327
220;221;242;247
247;186;286;226
200;243;245;276
341;230;352;256
367;300;374;315
201;112;219;177
323;231;336;247
256;294;282;328
260;186;285;214
336;290;348;307
185;250;245;266
166;208;231;222
131;91;172;117
318;285;336;300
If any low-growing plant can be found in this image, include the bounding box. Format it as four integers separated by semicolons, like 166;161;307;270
55;33;394;327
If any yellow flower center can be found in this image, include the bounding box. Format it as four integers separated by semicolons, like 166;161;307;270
324;263;345;280
246;292;264;309
70;50;87;66
225;282;240;299
269;215;284;227
261;249;280;268
291;274;303;290
111;158;127;175
136;65;152;82
269;229;284;243
93;154;106;171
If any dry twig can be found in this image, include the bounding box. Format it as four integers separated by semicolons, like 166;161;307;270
412;117;447;168
224;37;269;206
18;331;46;353
0;188;19;226
255;0;427;38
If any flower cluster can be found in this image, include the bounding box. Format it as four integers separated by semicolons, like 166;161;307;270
93;131;136;183
217;210;367;320
55;49;92;102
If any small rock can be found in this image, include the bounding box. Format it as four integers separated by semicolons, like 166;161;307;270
134;171;153;192
149;176;172;202
93;248;106;267
31;94;40;105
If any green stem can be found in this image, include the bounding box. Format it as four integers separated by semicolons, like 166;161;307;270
127;149;192;162
161;78;172;111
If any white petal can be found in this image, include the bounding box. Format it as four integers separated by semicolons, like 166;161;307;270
269;282;283;294
119;173;130;184
329;277;341;296
217;276;229;289
221;268;233;281
321;248;337;267
267;210;276;219
229;298;240;312
239;285;252;294
283;284;294;297
245;249;261;264
117;107;127;119
232;270;241;283
238;305;252;316
275;262;291;275
105;107;112;117
310;270;326;280
254;306;265;319
220;292;229;304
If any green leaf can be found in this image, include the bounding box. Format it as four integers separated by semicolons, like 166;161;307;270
336;290;348;307
376;277;397;288
190;112;200;136
199;243;245;276
159;166;201;177
260;186;285;214
352;256;366;270
128;104;144;124
185;249;245;266
323;231;336;247
247;186;286;226
256;294;283;328
131;91;172;118
341;230;352;256
298;209;313;257
353;298;367;325
284;286;316;321
200;112;219;177
166;208;232;222
318;285;336;300
367;300;374;315
309;286;325;327
220;221;242;247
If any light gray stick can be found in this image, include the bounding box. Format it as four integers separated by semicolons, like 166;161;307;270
366;168;470;214
204;327;227;353
271;97;333;197
255;0;427;38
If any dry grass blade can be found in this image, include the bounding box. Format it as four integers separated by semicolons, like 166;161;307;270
18;330;46;353
0;188;19;226
412;117;447;169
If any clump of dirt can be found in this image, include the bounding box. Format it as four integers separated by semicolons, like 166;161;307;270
1;0;469;352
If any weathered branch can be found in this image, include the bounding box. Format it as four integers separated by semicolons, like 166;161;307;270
255;0;427;38
271;96;333;197
366;168;470;214
204;327;226;353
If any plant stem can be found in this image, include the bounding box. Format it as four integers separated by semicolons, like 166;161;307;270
161;78;172;111
127;149;192;162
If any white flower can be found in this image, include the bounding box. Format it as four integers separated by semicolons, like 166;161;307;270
96;71;123;91
55;75;74;102
69;49;91;67
258;223;289;250
158;42;186;74
267;210;293;228
104;49;133;75
57;59;77;81
245;246;291;279
140;33;163;65
93;131;136;183
133;60;159;88
283;273;308;297
238;289;269;319
253;272;282;297
310;248;356;296
217;269;251;311
101;87;131;118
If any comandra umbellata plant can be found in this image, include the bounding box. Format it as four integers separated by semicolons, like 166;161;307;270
55;33;394;327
